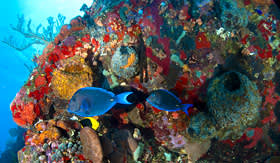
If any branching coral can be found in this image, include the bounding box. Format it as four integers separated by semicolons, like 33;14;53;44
2;14;65;51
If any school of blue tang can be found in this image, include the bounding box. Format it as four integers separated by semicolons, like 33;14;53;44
68;87;193;117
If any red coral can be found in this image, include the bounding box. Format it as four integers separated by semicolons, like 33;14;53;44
76;154;86;161
171;112;180;119
40;86;50;95
277;50;280;61
172;73;189;96
10;103;17;114
61;45;75;58
146;38;171;75
54;25;71;44
257;19;274;41
48;47;65;63
34;75;47;88
127;24;141;38
261;109;276;124
13;102;37;127
195;32;211;49
34;104;41;116
75;40;83;48
91;38;100;52
28;86;50;101
255;45;273;59
221;139;235;148
241;34;249;45
179;50;187;60
262;80;280;107
81;34;91;43
70;16;85;32
139;17;156;35
221;133;247;148
152;106;161;114
244;0;251;5
244;127;263;149
136;103;144;110
28;90;43;101
116;30;126;42
103;34;110;43
44;64;55;83
119;112;129;124
180;6;191;21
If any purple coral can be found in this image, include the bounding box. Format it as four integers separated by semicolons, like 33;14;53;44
63;36;76;47
169;133;186;148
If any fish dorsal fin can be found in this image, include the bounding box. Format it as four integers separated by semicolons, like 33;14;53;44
160;89;182;103
181;104;193;116
115;92;133;105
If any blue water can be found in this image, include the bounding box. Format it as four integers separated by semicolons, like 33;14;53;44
0;0;91;157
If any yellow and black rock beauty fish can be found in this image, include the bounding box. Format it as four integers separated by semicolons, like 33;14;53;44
79;117;100;130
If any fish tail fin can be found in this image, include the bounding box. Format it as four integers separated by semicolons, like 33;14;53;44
182;104;193;116
115;92;133;105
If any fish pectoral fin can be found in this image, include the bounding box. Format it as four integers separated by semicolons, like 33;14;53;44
115;92;133;105
181;104;193;116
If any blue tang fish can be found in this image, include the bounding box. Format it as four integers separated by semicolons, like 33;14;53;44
146;89;193;115
68;87;133;117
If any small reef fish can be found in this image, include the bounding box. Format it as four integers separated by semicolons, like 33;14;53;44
146;89;193;115
68;87;133;117
80;117;100;130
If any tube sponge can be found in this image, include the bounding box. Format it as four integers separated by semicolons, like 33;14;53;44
207;71;262;140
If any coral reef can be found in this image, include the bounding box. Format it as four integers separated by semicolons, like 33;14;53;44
9;0;280;162
18;120;85;162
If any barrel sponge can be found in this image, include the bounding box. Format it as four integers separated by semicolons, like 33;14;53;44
51;56;93;100
207;71;261;140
